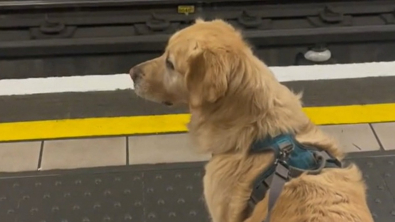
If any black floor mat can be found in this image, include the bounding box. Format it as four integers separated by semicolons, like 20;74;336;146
0;151;394;222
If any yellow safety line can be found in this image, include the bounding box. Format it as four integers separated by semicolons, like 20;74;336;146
1;103;395;142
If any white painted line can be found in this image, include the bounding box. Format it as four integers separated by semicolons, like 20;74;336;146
0;74;133;96
272;61;395;82
1;61;395;96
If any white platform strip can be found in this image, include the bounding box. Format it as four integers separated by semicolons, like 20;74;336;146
1;61;395;96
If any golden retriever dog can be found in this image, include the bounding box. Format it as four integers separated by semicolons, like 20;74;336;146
129;19;373;222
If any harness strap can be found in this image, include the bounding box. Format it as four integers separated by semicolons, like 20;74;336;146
248;137;293;207
247;163;289;222
264;162;289;222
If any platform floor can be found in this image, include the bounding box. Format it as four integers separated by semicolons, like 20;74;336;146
0;122;394;221
0;150;394;222
0;122;394;172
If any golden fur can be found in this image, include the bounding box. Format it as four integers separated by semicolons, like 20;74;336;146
129;19;374;222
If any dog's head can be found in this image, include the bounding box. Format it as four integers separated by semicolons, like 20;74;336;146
130;19;249;108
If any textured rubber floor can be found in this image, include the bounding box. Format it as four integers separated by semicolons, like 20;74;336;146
0;151;394;222
346;151;395;222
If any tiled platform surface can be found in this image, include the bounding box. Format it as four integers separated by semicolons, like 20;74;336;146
0;123;394;172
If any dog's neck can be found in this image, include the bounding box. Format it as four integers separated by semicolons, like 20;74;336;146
188;56;343;158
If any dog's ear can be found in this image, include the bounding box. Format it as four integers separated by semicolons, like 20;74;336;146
186;44;231;107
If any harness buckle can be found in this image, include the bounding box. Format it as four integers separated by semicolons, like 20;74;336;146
275;160;290;180
278;139;294;161
250;179;270;204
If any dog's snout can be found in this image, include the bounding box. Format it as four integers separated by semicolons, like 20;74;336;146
129;67;142;82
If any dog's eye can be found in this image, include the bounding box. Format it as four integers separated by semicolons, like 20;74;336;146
166;59;174;70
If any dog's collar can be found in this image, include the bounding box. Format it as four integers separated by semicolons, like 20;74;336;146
247;133;342;222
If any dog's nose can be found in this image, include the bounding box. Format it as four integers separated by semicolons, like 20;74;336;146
129;67;141;82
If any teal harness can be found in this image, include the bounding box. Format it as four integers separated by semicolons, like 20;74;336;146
247;134;342;221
